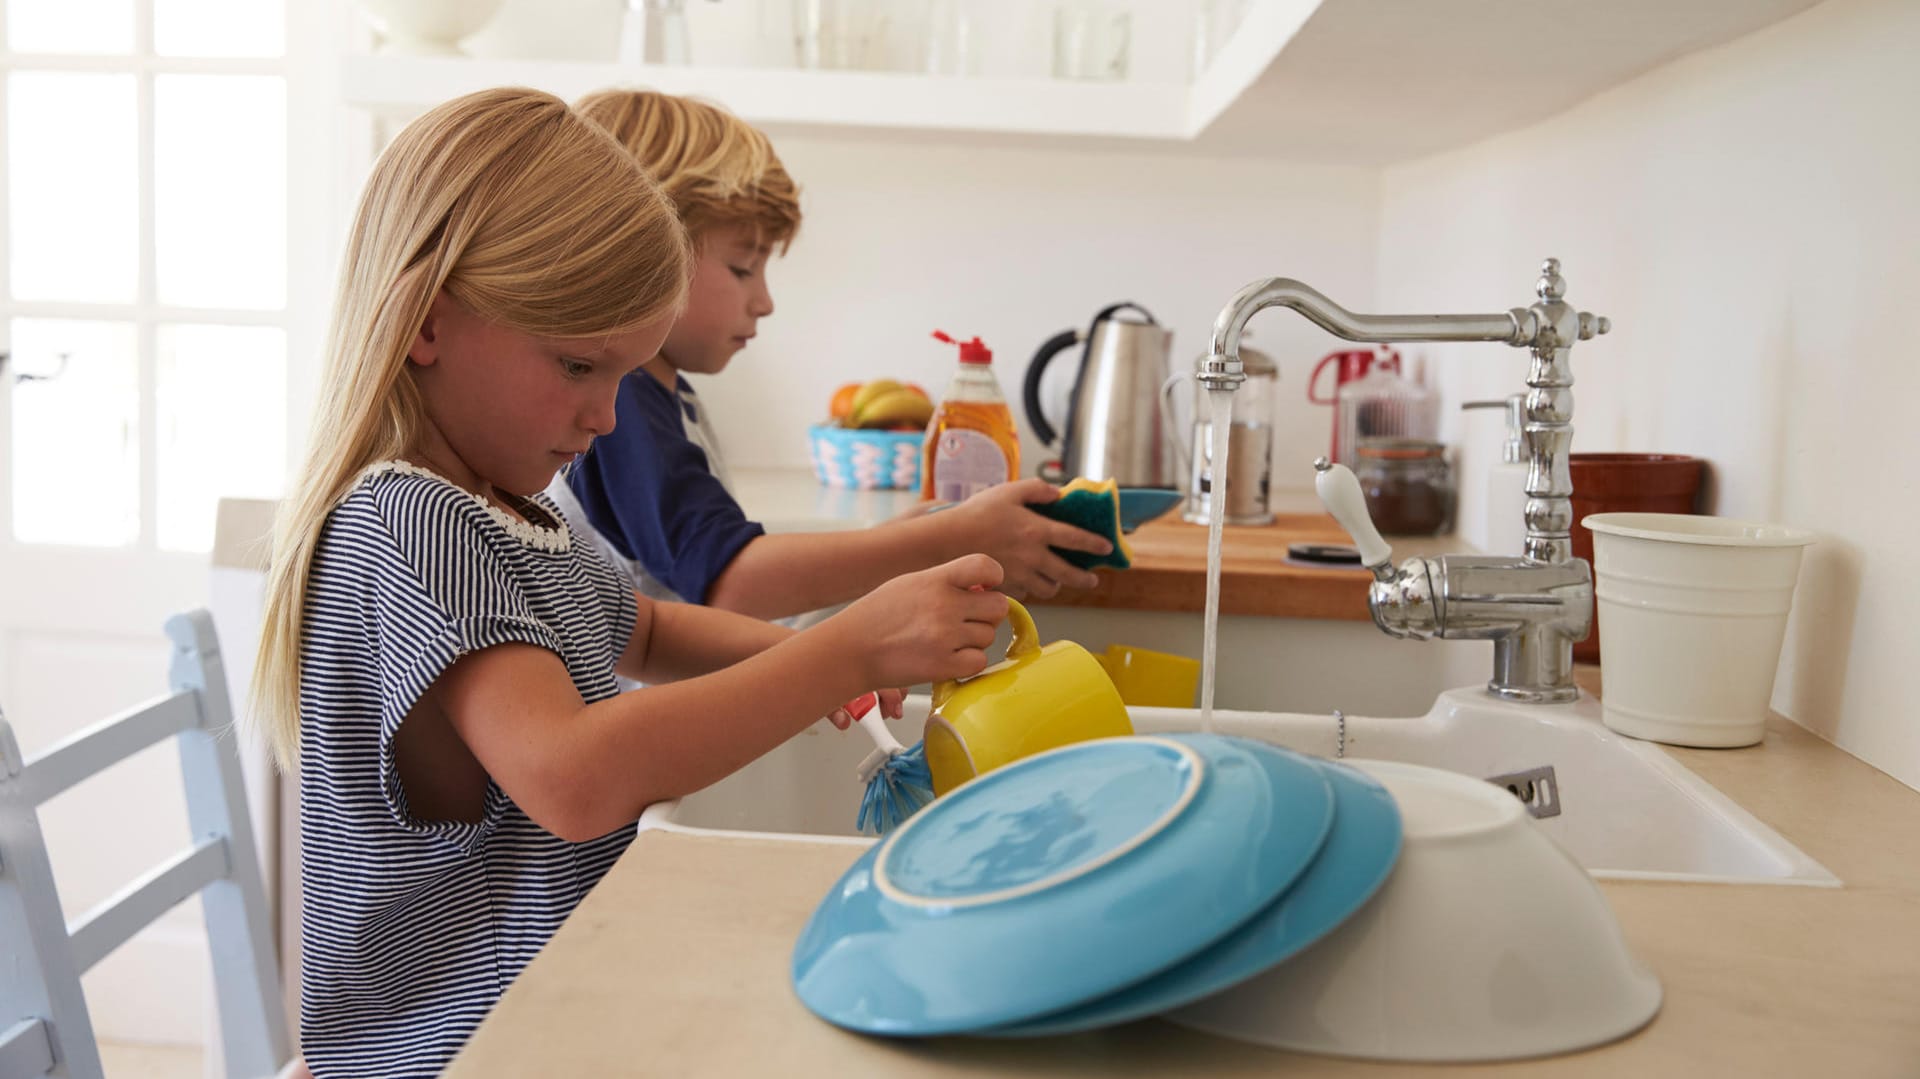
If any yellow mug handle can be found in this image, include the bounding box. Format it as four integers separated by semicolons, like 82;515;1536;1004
932;598;1039;711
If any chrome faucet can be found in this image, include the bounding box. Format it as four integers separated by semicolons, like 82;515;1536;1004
1199;259;1610;703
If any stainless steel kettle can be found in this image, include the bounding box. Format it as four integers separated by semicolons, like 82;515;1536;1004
1022;302;1176;487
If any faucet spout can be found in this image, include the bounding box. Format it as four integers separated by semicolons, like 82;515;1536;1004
1199;277;1529;393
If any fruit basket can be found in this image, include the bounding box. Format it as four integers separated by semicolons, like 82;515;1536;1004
808;425;924;491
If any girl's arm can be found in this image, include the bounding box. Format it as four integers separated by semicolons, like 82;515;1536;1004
431;556;1007;842
706;478;1112;617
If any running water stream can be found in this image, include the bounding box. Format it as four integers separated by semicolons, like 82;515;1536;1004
1198;386;1235;735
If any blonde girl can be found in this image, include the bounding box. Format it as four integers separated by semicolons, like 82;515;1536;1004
253;87;1005;1078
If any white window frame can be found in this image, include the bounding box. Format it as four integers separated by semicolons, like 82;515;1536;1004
0;0;336;556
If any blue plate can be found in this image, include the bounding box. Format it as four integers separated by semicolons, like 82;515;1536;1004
921;486;1182;533
985;752;1402;1037
1118;487;1184;532
790;734;1335;1036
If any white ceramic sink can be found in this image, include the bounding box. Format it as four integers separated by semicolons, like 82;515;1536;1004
640;688;1838;887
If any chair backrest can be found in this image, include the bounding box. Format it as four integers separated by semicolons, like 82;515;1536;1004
0;610;291;1079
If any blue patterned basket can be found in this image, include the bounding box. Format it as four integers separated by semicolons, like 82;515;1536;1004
808;425;924;490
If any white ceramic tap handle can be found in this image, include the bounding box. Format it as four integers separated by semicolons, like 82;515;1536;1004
1313;458;1394;570
854;709;905;785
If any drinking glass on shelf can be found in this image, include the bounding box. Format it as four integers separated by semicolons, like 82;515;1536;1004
1052;0;1129;81
1190;0;1250;78
926;0;981;76
792;0;896;69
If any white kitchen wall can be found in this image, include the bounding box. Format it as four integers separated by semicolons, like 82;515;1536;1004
1375;0;1919;789
691;135;1379;490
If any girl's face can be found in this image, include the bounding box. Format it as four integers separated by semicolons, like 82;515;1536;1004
407;291;672;498
658;224;776;378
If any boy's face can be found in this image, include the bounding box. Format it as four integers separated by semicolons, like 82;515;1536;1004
658;224;776;378
406;291;671;498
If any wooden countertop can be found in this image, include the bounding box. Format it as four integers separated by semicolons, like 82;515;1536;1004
446;668;1920;1078
727;469;1475;621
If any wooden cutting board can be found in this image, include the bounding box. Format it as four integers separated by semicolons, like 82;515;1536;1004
1033;513;1378;620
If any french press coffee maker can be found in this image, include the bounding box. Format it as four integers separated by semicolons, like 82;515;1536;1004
1160;345;1278;526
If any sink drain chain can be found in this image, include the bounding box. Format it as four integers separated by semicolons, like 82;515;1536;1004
1331;709;1346;759
1486;765;1561;819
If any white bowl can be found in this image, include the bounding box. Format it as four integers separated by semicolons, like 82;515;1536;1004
1168;759;1661;1063
355;0;506;56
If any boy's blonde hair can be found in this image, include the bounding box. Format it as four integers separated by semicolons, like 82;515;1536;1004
252;87;693;770
575;89;801;250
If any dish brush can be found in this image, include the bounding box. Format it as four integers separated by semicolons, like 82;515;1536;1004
848;692;935;836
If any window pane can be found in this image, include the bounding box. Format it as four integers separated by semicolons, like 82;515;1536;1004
7;73;139;303
5;0;133;54
10;319;140;547
153;75;287;311
155;324;286;552
155;0;285;58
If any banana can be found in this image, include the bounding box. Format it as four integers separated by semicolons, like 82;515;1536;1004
853;388;935;429
847;379;905;420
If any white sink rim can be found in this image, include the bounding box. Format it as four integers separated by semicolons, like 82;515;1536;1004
638;686;1840;888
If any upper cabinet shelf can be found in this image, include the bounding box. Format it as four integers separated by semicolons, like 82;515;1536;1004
341;56;1194;140
340;0;1824;163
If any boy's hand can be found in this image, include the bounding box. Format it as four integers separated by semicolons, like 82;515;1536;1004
835;554;1009;690
946;478;1112;599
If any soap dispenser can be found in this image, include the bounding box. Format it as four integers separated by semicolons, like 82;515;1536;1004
1461;394;1527;556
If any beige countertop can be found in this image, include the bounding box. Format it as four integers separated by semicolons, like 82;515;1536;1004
446;668;1920;1078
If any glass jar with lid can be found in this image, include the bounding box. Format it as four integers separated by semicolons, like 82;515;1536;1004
1174;345;1277;526
1354;438;1454;536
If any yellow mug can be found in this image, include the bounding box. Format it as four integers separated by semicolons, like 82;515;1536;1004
1097;644;1202;708
922;599;1134;796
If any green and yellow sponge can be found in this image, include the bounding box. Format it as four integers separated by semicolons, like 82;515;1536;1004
1033;477;1133;570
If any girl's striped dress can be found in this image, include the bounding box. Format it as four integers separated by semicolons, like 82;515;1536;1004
297;462;636;1077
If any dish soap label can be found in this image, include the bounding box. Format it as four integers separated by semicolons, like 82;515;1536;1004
931;428;1011;502
923;330;1020;500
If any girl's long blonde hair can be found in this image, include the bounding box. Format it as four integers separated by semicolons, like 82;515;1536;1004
575;89;801;248
252;87;692;770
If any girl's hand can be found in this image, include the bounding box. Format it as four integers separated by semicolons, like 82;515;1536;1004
826;687;907;730
835;554;1009;690
944;478;1111;600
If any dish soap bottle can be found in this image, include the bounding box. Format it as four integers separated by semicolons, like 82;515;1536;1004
923;330;1020;502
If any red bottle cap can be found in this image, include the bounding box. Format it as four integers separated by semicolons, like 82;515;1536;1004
932;329;993;365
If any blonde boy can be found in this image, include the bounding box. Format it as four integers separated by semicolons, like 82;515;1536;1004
550;90;1111;621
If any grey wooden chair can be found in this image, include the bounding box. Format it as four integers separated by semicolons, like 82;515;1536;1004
0;610;296;1078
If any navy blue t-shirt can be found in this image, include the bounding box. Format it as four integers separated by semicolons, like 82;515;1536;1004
560;371;763;605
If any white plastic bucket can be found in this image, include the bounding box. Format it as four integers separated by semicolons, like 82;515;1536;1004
1584;513;1814;748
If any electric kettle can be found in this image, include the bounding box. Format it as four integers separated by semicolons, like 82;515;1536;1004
1022;302;1176;486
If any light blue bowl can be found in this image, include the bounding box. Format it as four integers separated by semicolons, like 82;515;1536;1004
807;424;924;490
790;734;1336;1036
985;752;1402;1036
918;484;1183;532
1117;487;1184;532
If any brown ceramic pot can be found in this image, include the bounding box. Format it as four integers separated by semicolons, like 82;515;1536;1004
1569;454;1706;664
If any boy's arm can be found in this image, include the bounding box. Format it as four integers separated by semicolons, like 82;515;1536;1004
703;519;955;618
705;478;1113;617
615;590;794;683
